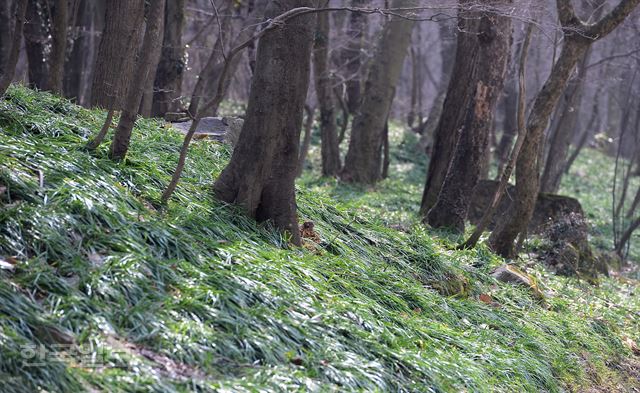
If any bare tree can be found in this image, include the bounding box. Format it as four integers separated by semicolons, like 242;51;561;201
151;0;185;117
462;23;534;249
342;0;368;114
424;0;513;232
314;0;341;176
109;0;166;160
24;0;49;90
47;0;69;94
0;0;27;97
90;0;144;109
213;0;317;246
340;0;417;184
0;0;13;76
489;0;640;258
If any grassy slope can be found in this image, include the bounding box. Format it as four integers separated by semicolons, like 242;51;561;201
0;86;639;392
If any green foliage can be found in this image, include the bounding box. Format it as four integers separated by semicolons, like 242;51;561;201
0;86;638;392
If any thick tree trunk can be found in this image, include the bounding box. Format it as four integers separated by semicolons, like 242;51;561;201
340;0;417;184
151;0;185;117
540;50;590;193
24;0;49;90
109;0;165;160
48;0;68;94
0;0;27;96
90;0;144;109
425;1;512;232
420;13;480;216
314;1;341;177
213;0;316;246
342;0;367;114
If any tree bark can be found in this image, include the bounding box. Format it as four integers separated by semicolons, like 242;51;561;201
109;0;165;160
425;0;512;232
64;0;91;102
342;0;367;114
420;12;479;216
90;0;144;109
213;0;316;246
314;1;341;177
340;0;417;184
140;6;165;117
297;104;315;177
540;49;591;193
24;0;49;90
461;23;533;250
0;0;12;76
488;0;640;258
418;19;457;152
489;38;589;257
188;0;267;118
48;0;69;94
0;0;27;96
151;0;185;117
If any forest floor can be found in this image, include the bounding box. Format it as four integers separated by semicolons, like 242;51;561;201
0;86;639;392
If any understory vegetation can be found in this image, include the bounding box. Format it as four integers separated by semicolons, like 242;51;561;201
1;86;639;392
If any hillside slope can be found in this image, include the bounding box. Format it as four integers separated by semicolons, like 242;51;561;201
0;87;639;392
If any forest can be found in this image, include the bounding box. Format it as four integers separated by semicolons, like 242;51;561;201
0;0;640;392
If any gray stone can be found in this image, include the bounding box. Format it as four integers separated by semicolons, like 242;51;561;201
171;117;241;143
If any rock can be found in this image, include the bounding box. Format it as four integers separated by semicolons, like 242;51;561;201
171;117;228;141
491;264;544;300
222;116;244;147
542;212;605;280
468;180;585;233
170;116;244;144
164;112;190;122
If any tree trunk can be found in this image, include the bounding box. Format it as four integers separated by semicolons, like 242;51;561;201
314;1;341;177
48;0;68;94
213;0;316;246
496;71;518;174
24;0;49;90
188;0;266;118
540;49;591;193
0;0;27;96
297;104;315;177
418;19;457;152
109;0;164;160
420;13;480;216
187;0;234;117
0;0;12;76
340;0;416;184
488;38;589;257
488;0;640;257
151;0;185;117
64;0;91;102
140;7;165;117
90;0;144;109
425;1;512;232
342;0;367;114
